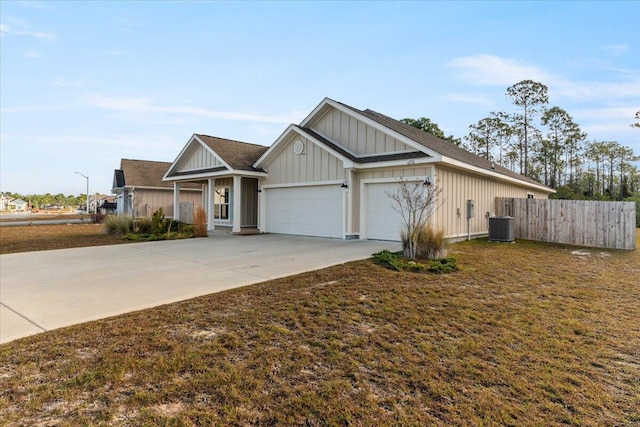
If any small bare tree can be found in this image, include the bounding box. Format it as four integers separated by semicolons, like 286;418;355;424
387;178;441;260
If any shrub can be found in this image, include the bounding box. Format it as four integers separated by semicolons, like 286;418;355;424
194;207;208;237
372;250;404;271
104;215;133;235
417;227;447;259
428;257;458;274
373;249;457;274
136;218;153;234
151;208;167;235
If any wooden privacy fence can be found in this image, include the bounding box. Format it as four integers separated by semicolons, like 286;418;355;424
495;198;636;250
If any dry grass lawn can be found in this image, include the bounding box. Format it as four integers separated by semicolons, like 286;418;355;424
0;223;128;255
0;230;638;426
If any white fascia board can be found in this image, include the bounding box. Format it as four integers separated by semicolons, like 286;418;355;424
163;134;198;181
440;156;555;194
164;170;267;182
354;157;438;170
294;127;355;168
253;124;355;170
121;185;203;192
261;179;343;189
253;124;297;169
299;97;333;127
308;98;442;160
163;134;233;181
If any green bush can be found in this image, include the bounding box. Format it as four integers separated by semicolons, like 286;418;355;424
372;250;404;271
151;208;167;235
104;215;133;235
428;257;458;274
136;218;153;234
372;250;457;274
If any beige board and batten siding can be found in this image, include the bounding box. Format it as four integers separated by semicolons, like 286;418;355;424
310;107;413;156
135;188;202;219
177;144;224;172
435;166;549;239
241;177;259;227
260;134;346;186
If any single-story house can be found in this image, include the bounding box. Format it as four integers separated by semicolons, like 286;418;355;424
112;159;203;221
7;198;29;212
163;97;554;240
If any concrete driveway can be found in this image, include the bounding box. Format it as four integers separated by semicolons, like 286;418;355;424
0;234;399;344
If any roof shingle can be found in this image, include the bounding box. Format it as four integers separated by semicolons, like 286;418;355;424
117;159;201;189
335;100;547;187
195;134;268;172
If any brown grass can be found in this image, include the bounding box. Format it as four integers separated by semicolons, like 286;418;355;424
0;233;638;425
0;223;129;255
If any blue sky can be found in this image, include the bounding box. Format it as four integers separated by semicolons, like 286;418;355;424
1;1;639;196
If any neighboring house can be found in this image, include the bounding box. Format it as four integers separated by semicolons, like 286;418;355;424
97;195;118;215
0;193;9;211
164;98;554;240
112;159;203;220
8;198;28;212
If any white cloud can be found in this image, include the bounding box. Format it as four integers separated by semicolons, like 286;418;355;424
448;54;640;103
555;80;640;101
572;106;639;121
87;95;304;124
52;77;84;88
441;93;495;108
0;21;56;42
24;50;41;58
446;54;554;86
14;1;55;11
601;44;629;56
0;104;81;113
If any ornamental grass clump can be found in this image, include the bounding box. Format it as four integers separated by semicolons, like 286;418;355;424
104;215;133;235
417;226;448;259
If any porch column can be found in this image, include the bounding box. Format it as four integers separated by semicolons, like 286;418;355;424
232;175;242;233
207;178;215;230
345;168;353;238
173;182;180;220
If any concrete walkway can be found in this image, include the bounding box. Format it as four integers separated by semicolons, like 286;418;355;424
0;234;399;344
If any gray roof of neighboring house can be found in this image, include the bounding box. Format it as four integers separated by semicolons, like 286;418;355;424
115;159;201;189
335;100;547;188
195;134;268;172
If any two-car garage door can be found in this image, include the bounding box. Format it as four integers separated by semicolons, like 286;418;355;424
264;185;343;238
263;182;408;241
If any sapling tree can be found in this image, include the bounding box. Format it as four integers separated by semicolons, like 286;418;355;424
387;178;441;260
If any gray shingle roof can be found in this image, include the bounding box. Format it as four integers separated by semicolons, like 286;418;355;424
116;159;201;189
335;100;547;188
195;134;268;172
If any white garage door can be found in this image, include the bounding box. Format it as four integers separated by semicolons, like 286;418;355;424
265;185;343;238
364;182;404;241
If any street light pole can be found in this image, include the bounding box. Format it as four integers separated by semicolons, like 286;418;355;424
74;172;89;214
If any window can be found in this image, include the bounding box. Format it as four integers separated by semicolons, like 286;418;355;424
214;187;230;220
527;193;534;199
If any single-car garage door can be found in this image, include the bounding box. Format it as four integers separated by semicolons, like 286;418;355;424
364;182;404;241
265;185;343;238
